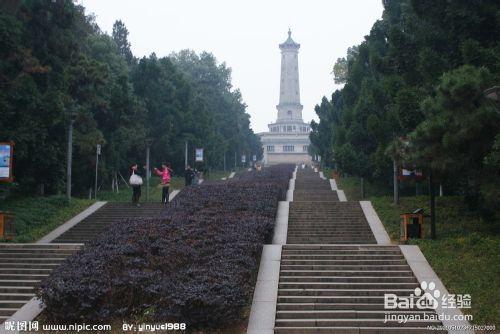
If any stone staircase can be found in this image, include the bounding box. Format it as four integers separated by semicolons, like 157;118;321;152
0;244;81;322
274;168;443;333
52;202;164;243
0;202;166;324
275;245;441;333
287;202;376;244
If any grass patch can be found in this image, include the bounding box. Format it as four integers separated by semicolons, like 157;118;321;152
0;195;94;243
204;170;232;181
98;176;184;202
337;176;500;325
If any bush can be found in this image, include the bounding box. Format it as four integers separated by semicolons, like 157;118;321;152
38;164;294;328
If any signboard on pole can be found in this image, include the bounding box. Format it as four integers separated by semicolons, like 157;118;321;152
252;155;257;162
241;155;246;163
195;148;204;162
0;142;14;182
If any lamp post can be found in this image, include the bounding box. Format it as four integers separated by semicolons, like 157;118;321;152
145;138;153;202
94;144;101;199
66;106;75;201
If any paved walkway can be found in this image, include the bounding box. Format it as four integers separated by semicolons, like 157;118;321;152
0;191;181;330
274;168;442;333
248;167;474;333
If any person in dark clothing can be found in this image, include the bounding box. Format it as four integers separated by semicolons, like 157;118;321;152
185;165;195;186
130;164;143;206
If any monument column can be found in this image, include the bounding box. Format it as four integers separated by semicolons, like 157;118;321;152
276;29;303;122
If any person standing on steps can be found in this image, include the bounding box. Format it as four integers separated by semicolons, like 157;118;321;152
154;162;173;203
185;165;195;186
129;164;143;206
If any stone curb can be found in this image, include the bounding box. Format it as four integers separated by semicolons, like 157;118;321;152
273;201;289;245
329;178;338;190
0;298;43;334
400;245;474;334
169;189;180;200
337;190;347;201
246;244;282;334
359;201;391;245
36;201;107;244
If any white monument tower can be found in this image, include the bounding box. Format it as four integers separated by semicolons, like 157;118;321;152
259;29;311;165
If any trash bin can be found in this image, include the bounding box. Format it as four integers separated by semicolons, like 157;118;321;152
0;211;15;240
400;208;424;242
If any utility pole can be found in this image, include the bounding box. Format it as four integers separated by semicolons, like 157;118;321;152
393;159;399;204
429;170;436;239
184;141;188;169
145;140;152;202
66;118;74;201
95;144;101;199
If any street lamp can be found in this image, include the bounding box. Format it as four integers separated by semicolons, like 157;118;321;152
66;105;76;201
145;138;153;202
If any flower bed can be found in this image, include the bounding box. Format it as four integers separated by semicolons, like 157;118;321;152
38;164;294;328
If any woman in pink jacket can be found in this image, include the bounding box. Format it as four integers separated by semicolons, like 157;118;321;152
153;162;173;203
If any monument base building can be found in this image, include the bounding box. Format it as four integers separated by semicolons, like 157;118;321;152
259;123;312;165
258;30;311;166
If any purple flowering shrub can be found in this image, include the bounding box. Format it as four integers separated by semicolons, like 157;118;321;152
38;164;294;328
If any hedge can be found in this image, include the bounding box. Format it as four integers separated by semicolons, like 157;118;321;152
38;164;294;328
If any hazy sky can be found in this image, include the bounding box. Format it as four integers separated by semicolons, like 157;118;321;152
80;0;384;133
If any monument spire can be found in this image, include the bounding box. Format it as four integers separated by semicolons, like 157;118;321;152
258;29;311;166
277;29;302;122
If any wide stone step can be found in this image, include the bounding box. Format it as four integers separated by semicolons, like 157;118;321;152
277;295;407;304
276;302;431;311
287;225;370;229
283;245;398;251
275;318;440;327
280;270;414;277
0;274;49;280
286;232;374;237
0;286;35;294
0;244;80;249
287;232;374;235
281;260;408;266
281;265;409;271
278;282;417;290
286;239;376;244
279;276;417;283
0;258;68;264
281;255;404;260
0;249;75;259
0;301;29;309
0;280;41;287
274;323;447;334
282;250;395;255
0;263;60;269
278;288;414;297
0;268;53;275
0;293;35;301
276;309;432;319
288;220;368;223
0;307;19;316
274;327;446;333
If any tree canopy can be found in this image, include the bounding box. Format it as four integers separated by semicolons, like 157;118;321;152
310;0;500;217
0;1;261;195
